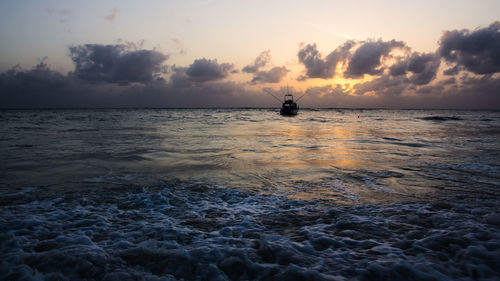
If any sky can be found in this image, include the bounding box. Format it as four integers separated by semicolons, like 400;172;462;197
1;0;499;109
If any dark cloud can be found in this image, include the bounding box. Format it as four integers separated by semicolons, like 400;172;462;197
438;21;500;75
353;75;410;96
415;84;444;95
298;44;330;78
389;61;408;76
304;76;499;109
460;74;500;94
169;66;191;88
407;53;441;85
301;84;416;108
251;66;289;84
185;58;234;82
388;52;440;85
0;62;68;93
169;58;235;87
298;39;405;80
344;39;406;78
297;41;355;79
0;45;242;108
402;75;500;109
442;77;457;85
164;58;234;88
326;41;356;73
0;61;268;108
3;21;500;110
350;52;439;97
443;65;460;76
242;50;271;73
2;58;499;109
69;44;168;84
0;62;93;108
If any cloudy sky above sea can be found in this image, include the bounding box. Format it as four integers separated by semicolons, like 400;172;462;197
1;0;499;109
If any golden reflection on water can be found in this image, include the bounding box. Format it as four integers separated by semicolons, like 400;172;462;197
3;109;497;206
268;122;359;171
150;109;455;204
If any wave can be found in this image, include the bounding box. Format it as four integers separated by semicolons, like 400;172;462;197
421;116;463;121
1;183;499;280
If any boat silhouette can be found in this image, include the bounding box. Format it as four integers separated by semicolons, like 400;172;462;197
264;86;306;116
280;93;298;116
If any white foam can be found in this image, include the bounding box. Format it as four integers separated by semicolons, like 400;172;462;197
1;185;499;280
363;177;400;194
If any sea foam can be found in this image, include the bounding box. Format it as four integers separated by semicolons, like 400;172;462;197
1;183;499;280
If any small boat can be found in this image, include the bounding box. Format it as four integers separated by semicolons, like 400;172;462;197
264;85;305;116
280;94;299;116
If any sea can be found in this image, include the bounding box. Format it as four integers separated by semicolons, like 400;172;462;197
1;108;499;281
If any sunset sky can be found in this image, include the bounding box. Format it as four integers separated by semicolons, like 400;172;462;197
1;0;499;108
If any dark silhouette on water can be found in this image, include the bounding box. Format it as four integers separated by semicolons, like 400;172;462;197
280;93;298;116
264;86;306;116
421;116;463;121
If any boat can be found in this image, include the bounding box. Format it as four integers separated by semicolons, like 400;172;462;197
264;86;305;116
280;94;299;116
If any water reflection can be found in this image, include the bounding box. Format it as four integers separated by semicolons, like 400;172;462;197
2;109;499;204
150;110;408;202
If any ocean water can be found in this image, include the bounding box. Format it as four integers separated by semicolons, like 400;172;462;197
1;108;499;280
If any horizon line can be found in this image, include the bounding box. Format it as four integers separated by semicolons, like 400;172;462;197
1;107;499;111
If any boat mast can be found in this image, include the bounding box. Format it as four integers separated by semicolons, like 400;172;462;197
286;83;293;101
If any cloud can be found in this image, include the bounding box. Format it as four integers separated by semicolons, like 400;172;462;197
301;84;417;108
400;75;500;109
298;39;406;79
389;60;408;76
389;52;441;85
344;39;407;78
0;61;267;108
460;74;500;94
295;39;438;97
2;21;500;109
0;62;89;108
241;51;287;83
297;43;330;78
169;58;235;87
353;74;410;96
406;53;441;85
350;51;440;96
69;44;168;84
185;58;234;82
443;65;460;76
0;62;68;93
169;66;194;88
297;41;355;79
251;66;289;84
1;57;499;109
242;50;271;73
438;21;500;75
115;39;147;51
105;8;118;21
